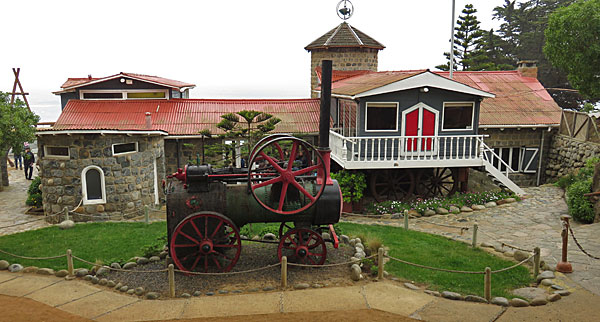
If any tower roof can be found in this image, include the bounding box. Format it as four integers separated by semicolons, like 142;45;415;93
305;22;385;51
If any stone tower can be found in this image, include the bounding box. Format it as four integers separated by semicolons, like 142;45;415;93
305;22;385;97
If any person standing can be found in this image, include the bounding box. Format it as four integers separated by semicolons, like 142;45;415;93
13;145;23;170
23;147;35;180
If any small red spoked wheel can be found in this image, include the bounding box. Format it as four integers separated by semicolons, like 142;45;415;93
278;228;327;265
278;222;294;239
170;212;241;273
248;137;326;215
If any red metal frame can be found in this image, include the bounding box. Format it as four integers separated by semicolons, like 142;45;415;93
278;228;327;265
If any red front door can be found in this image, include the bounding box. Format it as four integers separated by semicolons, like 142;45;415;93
405;106;436;152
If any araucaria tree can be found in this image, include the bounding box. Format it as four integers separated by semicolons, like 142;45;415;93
544;0;600;98
0;92;40;185
437;4;484;71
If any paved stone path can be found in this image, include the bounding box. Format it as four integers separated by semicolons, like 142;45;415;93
0;167;49;236
342;185;600;295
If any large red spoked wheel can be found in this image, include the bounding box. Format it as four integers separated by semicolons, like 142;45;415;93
249;134;291;163
278;228;327;265
170;212;242;273
248;137;326;215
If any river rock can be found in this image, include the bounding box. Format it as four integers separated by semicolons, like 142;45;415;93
436;208;449;215
193;291;202;296
146;292;160;300
159;251;168;259
107;280;116;287
55;270;69;277
91;276;99;284
58;220;75;230
115;282;123;289
340;235;350;244
514;250;530;262
504;198;517;203
512;287;546;300
484;202;497;208
99;278;108;286
96;266;110;276
530;297;548;306
127;289;135;295
480;242;495;248
149;256;160;262
355;243;365;251
0;260;9;270
509;298;530;307
554;290;571;296
449;206;461;214
263;233;277;241
36;268;54;275
350;264;361;281
119;285;128;292
423;209;436;216
294;283;310;290
354;251;365;259
460;206;473;212
551;284;563;290
123;262;137;269
547;293;561;302
424;290;440;297
321;232;330;240
355;238;362;245
441;291;463;300
403;282;419;290
540;279;553;286
491;297;509;306
465;295;488;303
110;263;121;270
180;293;191;298
471;205;486;210
136;257;149;265
349;238;356;247
75;268;89;277
537;271;555;282
23;266;39;273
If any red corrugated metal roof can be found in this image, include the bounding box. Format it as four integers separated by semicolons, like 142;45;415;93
59;72;195;90
323;69;561;126
52;99;321;135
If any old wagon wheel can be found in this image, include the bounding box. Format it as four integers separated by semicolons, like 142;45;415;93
369;169;415;202
278;222;294;239
278;228;327;265
170;212;241;273
416;168;458;198
248;137;326;215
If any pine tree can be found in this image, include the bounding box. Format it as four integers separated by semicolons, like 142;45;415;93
436;4;484;71
469;29;516;71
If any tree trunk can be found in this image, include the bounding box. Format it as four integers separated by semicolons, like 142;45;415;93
1;149;9;187
593;163;600;223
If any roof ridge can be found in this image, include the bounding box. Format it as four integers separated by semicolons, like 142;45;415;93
346;23;363;46
324;23;344;46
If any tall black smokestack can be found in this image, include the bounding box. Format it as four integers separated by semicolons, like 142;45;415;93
319;60;332;149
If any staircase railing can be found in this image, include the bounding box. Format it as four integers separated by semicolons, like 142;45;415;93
479;141;518;176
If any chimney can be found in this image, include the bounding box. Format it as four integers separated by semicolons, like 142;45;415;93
517;60;538;78
145;112;152;129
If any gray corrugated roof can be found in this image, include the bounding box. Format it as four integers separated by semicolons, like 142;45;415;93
305;22;385;50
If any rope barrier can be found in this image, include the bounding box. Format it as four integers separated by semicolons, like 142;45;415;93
287;254;377;268
569;226;600;260
174;263;281;276
0;248;66;260
414;218;470;234
385;254;485;274
71;255;169;273
490;254;534;274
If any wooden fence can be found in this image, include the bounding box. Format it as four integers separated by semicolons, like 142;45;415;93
559;110;600;143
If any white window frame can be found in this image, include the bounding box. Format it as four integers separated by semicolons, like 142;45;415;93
441;101;475;132
81;165;106;205
112;142;139;156
43;145;70;159
364;102;399;132
520;147;539;174
79;89;169;100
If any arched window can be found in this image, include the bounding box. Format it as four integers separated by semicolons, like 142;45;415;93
82;165;106;205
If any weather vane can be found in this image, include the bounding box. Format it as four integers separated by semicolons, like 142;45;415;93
337;0;354;20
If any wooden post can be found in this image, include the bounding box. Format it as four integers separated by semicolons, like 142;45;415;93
66;249;74;277
377;248;384;280
64;207;69;221
404;210;409;230
168;264;175;297
144;205;149;224
472;224;478;248
533;247;541;278
484;267;491;302
281;256;287;289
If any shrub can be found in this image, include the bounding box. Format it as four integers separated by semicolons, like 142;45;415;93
331;170;367;203
566;178;595;224
25;177;42;207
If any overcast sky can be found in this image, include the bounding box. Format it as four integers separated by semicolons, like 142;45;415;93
1;0;505;122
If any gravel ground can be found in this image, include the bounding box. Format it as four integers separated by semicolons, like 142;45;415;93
106;241;355;297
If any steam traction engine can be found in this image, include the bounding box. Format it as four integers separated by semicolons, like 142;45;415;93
166;61;341;273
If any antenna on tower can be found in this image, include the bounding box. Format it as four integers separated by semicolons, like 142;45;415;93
337;0;354;20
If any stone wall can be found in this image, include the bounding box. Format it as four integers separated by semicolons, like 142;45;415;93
546;134;600;179
37;134;165;222
480;127;555;186
310;48;379;98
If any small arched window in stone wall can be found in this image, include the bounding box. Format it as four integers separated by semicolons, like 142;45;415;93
82;165;106;205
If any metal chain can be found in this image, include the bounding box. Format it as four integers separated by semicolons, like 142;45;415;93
174;263;281;276
287;254;377;268
478;228;533;253
385;254;485;274
0;248;67;260
569;226;600;260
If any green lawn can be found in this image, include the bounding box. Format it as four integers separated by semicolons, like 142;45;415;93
0;222;165;270
0;221;531;299
338;222;532;299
